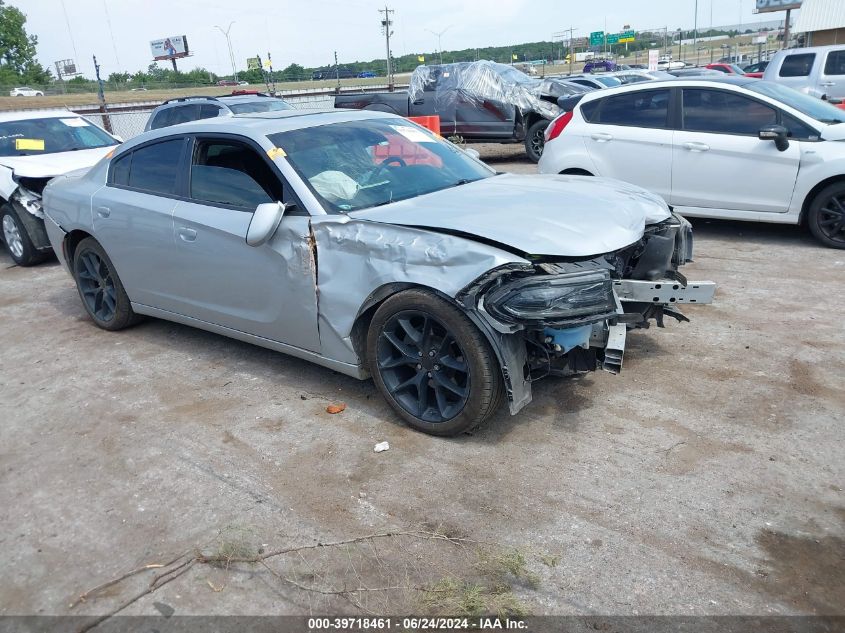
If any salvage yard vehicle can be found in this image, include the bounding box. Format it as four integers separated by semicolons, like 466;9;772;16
145;93;293;131
763;44;845;101
9;87;44;97
43;109;714;436
334;60;586;162
538;77;845;249
0;111;121;266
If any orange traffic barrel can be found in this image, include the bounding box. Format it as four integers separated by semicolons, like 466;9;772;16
407;115;441;135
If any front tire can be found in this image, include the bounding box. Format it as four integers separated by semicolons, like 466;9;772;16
72;237;140;330
367;289;503;436
1;205;45;266
808;183;845;249
524;119;549;163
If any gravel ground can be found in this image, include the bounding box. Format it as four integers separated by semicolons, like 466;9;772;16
1;154;843;620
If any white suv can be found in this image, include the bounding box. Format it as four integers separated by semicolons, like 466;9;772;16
538;77;845;248
9;87;44;97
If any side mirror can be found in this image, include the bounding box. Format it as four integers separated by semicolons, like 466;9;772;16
759;124;790;152
246;201;286;247
464;147;481;160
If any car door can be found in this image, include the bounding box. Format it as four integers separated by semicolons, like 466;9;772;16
454;70;516;139
580;87;673;201
166;135;321;353
91;136;188;307
819;49;845;100
671;88;800;213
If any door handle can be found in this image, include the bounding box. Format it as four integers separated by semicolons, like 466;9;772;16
683;141;710;152
96;206;110;218
590;132;613;142
820;81;835;87
177;227;197;242
412;99;425;105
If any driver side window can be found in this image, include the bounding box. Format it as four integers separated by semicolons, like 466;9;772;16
189;139;283;209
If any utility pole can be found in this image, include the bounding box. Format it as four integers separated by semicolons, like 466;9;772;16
93;55;113;134
379;6;394;91
214;22;238;82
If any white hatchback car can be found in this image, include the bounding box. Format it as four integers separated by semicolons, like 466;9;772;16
538;77;845;248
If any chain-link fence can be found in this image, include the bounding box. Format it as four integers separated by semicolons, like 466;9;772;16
73;89;395;140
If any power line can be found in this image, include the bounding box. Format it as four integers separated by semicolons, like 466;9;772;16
102;0;121;69
59;0;80;70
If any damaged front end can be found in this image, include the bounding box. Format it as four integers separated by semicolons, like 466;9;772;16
1;173;53;253
458;213;715;415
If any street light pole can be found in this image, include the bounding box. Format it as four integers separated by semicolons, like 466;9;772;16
693;0;699;52
214;22;238;82
426;26;452;65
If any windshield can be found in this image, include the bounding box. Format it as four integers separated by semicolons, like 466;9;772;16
269;118;494;213
747;82;845;124
228;99;293;114
595;76;623;87
0;116;117;157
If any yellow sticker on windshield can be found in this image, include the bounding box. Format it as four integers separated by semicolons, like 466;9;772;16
15;138;45;151
267;147;286;159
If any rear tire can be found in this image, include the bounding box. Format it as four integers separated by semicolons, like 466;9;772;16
807;182;845;249
1;204;45;267
72;237;140;330
524;119;549;163
367;289;503;436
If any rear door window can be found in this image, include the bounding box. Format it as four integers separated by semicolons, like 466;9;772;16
127;139;184;195
596;89;670;128
198;104;223;120
823;50;845;76
779;53;815;77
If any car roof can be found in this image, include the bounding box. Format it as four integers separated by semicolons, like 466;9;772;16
0;110;76;123
124;108;396;150
575;75;762;102
770;44;845;56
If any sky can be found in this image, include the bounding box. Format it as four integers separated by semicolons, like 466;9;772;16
21;0;789;78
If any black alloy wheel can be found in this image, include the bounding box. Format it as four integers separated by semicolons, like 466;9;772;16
366;289;503;436
808;184;845;248
377;310;470;423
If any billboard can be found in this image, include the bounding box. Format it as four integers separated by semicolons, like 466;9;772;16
755;0;802;12
55;59;77;77
247;57;261;70
150;35;189;60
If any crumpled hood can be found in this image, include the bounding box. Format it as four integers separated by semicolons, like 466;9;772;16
351;173;671;257
0;146;114;179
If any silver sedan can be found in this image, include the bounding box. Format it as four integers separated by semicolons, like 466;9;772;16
43;109;713;435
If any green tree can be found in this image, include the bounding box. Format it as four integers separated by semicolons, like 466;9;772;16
280;63;306;80
0;0;51;84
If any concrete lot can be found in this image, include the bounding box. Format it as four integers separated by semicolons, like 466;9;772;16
1;148;843;620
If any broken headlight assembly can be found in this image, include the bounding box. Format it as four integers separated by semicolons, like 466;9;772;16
11;185;44;219
483;270;616;327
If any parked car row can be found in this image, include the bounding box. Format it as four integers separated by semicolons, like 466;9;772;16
5;51;845;437
538;76;845;249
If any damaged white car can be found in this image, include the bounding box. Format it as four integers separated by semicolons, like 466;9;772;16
0;111;120;266
42;110;714;435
